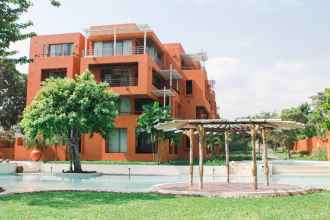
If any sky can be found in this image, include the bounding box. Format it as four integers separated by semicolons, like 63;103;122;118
12;0;330;119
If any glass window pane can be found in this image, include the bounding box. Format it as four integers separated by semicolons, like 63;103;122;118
103;42;113;56
63;43;73;56
49;45;56;56
55;44;63;56
120;129;127;152
108;129;119;152
94;42;103;56
123;40;132;55
116;41;123;55
119;97;131;114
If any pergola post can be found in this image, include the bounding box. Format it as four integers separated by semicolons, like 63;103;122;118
262;128;270;186
189;129;194;186
198;125;205;190
224;130;230;184
251;125;258;190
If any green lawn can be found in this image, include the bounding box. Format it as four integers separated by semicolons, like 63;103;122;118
269;147;328;161
0;191;330;220
46;151;258;166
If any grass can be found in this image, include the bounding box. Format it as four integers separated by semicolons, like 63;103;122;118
46;151;258;166
0;191;330;220
270;147;328;161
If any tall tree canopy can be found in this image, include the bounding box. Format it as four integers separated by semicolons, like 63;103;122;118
20;71;118;172
0;61;26;130
0;0;60;63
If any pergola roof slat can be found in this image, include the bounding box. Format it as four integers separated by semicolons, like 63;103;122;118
155;119;304;132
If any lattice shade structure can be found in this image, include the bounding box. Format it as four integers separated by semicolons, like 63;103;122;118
155;118;304;191
155;119;304;132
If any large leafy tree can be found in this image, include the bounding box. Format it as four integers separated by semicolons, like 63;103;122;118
20;71;118;172
136;102;179;162
310;88;330;137
0;61;26;130
0;0;60;63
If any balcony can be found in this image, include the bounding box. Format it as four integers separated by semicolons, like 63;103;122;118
85;40;162;66
95;63;138;87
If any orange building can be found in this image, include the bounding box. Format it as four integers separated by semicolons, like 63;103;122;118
14;23;219;162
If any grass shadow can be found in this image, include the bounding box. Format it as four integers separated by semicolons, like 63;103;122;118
0;191;176;209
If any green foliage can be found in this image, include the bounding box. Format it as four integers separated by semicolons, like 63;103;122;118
0;61;26;130
0;0;34;63
0;0;60;63
20;71;118;146
310;88;330;137
136;102;180;149
206;132;223;159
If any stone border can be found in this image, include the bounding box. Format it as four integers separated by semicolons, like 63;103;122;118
151;182;324;198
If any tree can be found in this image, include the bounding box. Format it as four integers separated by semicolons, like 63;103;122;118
0;0;60;63
279;104;311;158
136;102;178;162
310;88;330;137
0;61;26;130
20;71;118;172
206;132;222;159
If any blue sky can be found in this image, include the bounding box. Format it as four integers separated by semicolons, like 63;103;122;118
13;0;330;118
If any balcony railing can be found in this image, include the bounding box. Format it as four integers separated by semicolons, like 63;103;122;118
87;46;145;57
103;77;137;87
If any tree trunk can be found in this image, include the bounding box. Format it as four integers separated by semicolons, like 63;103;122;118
68;128;82;173
287;145;291;159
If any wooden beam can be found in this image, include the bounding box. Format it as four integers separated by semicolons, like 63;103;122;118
224;130;230;184
251;126;258;190
262;128;270;186
197;125;205;190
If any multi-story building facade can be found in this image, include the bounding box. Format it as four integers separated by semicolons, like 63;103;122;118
14;23;218;162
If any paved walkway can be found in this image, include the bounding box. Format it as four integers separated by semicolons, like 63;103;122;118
152;182;322;198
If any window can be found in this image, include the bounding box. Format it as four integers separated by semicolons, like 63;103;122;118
134;98;153;114
93;40;132;56
94;41;113;56
152;71;164;89
116;41;123;56
119;97;131;114
186;80;193;95
41;68;66;81
123;40;133;55
106;128;127;153
48;43;73;56
136;133;156;153
103;42;114;56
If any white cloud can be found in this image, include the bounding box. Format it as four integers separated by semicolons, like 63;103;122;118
206;56;330;119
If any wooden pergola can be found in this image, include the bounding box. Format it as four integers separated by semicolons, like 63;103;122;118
155;119;304;190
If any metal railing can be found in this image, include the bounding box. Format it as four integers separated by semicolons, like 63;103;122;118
103;77;138;87
86;46;145;57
